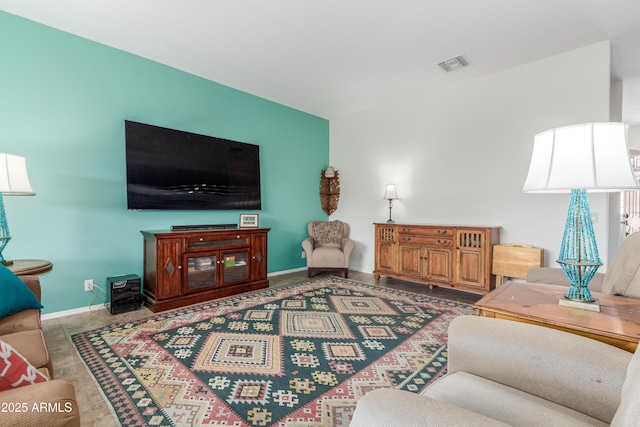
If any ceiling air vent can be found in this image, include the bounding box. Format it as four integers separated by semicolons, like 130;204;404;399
438;55;471;73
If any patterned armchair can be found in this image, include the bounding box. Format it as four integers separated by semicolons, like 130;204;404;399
302;220;355;278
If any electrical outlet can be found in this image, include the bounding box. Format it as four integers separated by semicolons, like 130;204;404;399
84;279;94;292
301;251;306;259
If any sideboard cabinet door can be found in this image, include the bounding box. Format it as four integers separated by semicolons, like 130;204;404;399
251;232;268;281
374;225;397;280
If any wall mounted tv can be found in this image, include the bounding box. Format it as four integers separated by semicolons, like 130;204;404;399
125;120;261;210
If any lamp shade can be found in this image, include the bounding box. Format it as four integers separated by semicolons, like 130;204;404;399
384;184;398;200
0;154;35;195
522;123;640;193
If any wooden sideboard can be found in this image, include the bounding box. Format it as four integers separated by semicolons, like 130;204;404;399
141;228;269;312
374;223;500;294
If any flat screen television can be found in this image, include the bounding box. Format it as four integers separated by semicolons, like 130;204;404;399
125;120;261;210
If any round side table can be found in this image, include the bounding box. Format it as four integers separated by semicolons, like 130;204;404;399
6;259;53;276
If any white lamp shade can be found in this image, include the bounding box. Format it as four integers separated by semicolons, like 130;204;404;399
523;123;640;193
384;184;398;200
0;153;35;195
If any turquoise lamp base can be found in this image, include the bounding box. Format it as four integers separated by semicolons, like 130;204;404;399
557;190;602;311
559;297;601;312
0;193;11;265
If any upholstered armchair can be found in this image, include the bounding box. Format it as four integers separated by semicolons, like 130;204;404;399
527;231;640;298
302;220;355;278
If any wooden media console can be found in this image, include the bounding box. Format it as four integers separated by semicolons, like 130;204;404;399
141;228;269;312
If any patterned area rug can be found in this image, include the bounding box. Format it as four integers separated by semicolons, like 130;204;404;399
72;277;473;426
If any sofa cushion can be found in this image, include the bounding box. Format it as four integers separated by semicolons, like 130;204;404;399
0;329;52;374
350;387;510;427
0;379;80;426
0;264;43;319
446;316;628;423
526;268;604;292
611;349;640;427
0;339;48;391
602;232;640;298
0;308;41;336
424;371;608;427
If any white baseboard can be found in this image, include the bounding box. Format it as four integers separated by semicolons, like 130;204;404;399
268;267;306;276
41;304;107;321
41;267;310;320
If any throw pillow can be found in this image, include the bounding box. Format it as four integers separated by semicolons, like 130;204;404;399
0;264;43;319
0;340;48;391
602;232;640;298
312;220;345;247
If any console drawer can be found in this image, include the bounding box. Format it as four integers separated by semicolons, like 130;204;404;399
398;226;454;237
186;233;250;251
398;235;453;247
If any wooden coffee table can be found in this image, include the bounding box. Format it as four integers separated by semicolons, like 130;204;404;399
474;281;640;352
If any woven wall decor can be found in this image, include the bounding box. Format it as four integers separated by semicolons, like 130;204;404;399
320;168;340;215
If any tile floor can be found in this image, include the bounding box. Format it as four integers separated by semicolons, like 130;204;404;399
42;270;481;426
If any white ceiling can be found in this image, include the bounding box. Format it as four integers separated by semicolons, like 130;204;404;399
2;0;640;121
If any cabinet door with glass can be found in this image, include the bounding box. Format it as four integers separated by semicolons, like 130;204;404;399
184;249;251;292
220;249;250;286
185;253;219;293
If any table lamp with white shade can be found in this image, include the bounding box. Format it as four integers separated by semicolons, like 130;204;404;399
384;184;398;224
0;153;35;265
522;122;640;311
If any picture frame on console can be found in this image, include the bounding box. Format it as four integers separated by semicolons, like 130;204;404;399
240;214;259;228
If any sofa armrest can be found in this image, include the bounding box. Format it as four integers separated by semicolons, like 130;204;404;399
350;388;509;427
0;309;42;337
445;316;631;423
0;379;80;427
526;268;604;292
20;275;42;302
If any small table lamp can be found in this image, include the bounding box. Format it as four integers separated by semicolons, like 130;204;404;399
522;123;640;311
384;184;398;224
0;153;35;266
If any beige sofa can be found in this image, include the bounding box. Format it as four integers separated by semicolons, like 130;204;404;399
350;315;639;427
0;275;80;427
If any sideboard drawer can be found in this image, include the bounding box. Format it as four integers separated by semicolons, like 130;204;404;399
399;226;454;237
398;236;453;247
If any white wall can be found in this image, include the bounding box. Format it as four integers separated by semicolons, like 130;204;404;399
629;125;640;150
330;41;613;274
608;82;625;259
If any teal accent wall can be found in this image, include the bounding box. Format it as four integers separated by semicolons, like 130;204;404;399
0;12;329;314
